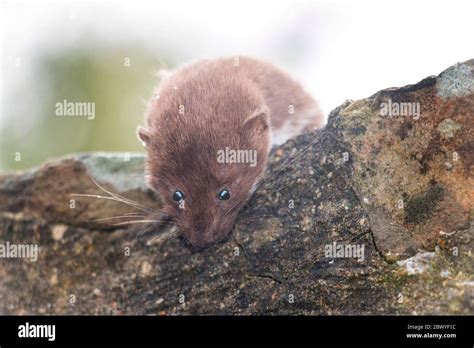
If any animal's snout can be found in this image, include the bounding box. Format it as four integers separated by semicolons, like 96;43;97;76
189;238;215;251
186;223;228;251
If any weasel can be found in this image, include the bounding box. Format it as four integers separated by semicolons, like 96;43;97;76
137;57;324;250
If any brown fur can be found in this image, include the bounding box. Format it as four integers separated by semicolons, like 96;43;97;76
138;57;323;250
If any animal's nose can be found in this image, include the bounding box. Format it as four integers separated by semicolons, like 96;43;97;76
188;226;218;250
189;236;214;251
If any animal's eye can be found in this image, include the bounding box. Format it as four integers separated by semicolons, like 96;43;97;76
218;189;231;201
172;190;185;201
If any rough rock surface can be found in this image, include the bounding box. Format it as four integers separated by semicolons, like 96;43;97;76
0;60;472;315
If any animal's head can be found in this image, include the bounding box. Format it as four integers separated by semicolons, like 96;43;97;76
138;79;270;250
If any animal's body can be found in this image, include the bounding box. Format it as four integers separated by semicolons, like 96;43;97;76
138;57;324;250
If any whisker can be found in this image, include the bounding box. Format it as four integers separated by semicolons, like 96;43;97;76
86;214;147;222
90;177;157;213
70;193;155;214
112;219;174;226
146;228;180;245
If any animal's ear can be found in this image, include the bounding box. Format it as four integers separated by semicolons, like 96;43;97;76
137;126;151;147
242;105;270;135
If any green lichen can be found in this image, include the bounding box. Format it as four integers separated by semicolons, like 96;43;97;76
437;118;462;138
77;152;148;192
436;62;474;99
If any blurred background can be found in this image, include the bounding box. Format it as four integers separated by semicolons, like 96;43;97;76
1;0;473;171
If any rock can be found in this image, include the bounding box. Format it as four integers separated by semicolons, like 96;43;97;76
397;252;436;275
334;60;473;261
0;153;158;230
51;224;67;241
437;118;462;139
0;60;472;315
